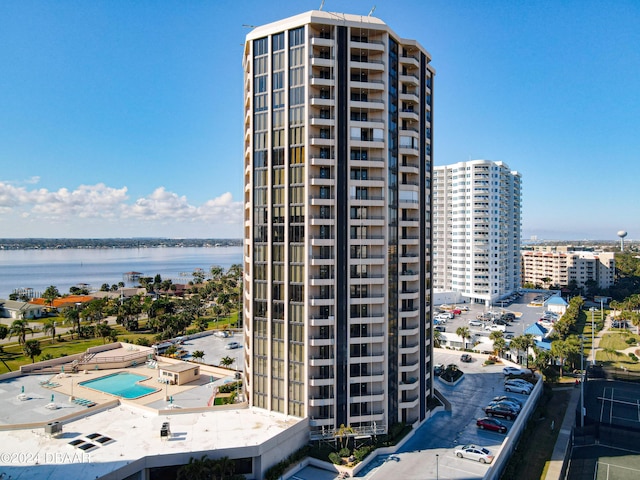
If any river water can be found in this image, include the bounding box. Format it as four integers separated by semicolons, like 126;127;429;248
0;246;243;299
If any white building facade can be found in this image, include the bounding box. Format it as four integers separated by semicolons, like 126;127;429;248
433;160;522;305
521;250;615;290
242;10;435;439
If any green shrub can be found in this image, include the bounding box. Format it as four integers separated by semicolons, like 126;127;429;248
136;337;151;346
328;452;342;465
626;337;636;345
353;445;374;462
630;353;638;362
338;447;350;457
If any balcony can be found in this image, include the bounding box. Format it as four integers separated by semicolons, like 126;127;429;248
309;397;335;407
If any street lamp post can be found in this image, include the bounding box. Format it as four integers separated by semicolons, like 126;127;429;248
436;453;439;480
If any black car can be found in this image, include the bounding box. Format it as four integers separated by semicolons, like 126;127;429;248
434;364;444;376
460;353;472;363
484;403;518;420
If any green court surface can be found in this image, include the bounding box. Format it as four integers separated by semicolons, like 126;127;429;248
571;445;640;480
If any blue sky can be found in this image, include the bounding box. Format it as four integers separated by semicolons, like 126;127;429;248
1;0;639;240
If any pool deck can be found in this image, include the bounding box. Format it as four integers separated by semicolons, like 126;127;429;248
0;343;306;479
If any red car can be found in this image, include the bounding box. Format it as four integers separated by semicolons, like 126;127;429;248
476;417;508;433
451;308;462;315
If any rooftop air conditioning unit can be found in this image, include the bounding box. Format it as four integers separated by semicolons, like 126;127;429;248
45;421;62;435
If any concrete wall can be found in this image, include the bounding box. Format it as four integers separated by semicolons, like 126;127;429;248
485;375;544;480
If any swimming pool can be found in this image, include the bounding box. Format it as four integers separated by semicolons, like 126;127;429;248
79;372;158;399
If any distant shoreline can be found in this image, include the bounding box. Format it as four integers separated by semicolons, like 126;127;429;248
0;238;243;251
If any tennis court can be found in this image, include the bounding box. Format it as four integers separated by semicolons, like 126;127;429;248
597;385;640;427
567;381;640;480
570;445;640;480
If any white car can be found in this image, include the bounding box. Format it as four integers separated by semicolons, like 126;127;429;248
435;313;450;322
454;444;494;464
504;382;532;395
503;366;532;376
225;341;240;350
468;319;483;327
485;324;506;332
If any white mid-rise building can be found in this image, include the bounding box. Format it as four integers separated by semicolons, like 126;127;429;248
242;10;435;439
433;160;522;306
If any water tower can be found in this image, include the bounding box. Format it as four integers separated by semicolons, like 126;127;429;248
617;230;627;251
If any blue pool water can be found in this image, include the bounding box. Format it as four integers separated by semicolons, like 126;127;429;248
80;372;158;399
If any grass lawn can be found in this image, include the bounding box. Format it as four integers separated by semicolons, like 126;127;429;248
502;386;573;480
599;332;636;351
0;311;240;375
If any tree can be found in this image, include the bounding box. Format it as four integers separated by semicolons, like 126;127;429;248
63;307;81;339
0;324;8;340
42;285;60;308
551;340;570;378
510;334;535;366
42;319;56;343
9;319;33;345
177;455;214;480
95;322;113;344
192;350;205;363
220;356;235;368
455;326;471;349
433;329;443;348
23;339;42;363
490;332;506;357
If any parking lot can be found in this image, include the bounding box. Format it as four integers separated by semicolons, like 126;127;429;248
352;350;536;480
180;331;244;371
435;291;557;348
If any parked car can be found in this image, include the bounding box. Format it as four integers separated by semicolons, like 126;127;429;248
435;325;446;332
493;395;523;408
454;444;494;464
458;305;469;311
451;308;462;315
477;417;508;434
435;313;450;322
460;353;472;363
492;319;509;326
434;363;444;376
503;366;532;376
484;403;518;420
487;400;521;412
504;380;533;395
468;319;483;327
225;341;240;350
485;324;506;332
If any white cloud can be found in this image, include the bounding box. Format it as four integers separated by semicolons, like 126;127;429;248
0;180;243;237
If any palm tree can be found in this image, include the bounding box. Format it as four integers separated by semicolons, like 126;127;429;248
9;319;33;345
489;330;504;356
177;455;214;480
433;329;443;348
192;350;205;363
455;326;471;349
220;356;235;368
42;285;60;309
23;339;41;363
43;319;56;343
63;307;81;339
551;339;569;378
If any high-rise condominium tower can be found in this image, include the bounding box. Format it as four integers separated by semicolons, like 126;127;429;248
433;160;522;305
242;10;435;438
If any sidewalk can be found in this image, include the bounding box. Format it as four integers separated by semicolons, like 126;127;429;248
543;385;581;480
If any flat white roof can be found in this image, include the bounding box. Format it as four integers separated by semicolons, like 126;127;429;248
0;403;302;479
